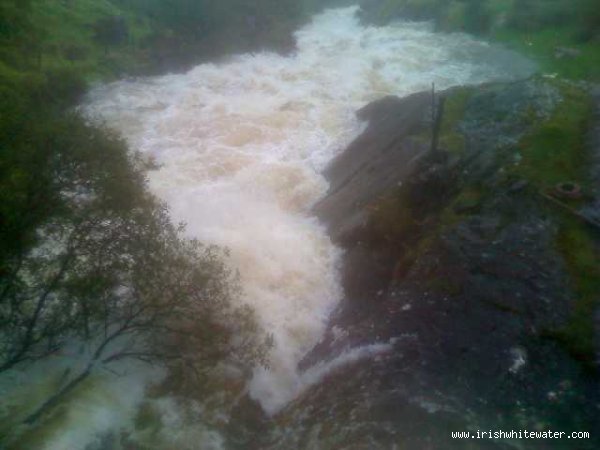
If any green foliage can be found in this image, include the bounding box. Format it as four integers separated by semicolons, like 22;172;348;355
455;81;599;367
0;0;42;69
0;0;34;42
438;87;472;155
505;0;596;32
513;82;592;188
495;0;599;80
462;0;492;35
510;83;600;365
92;15;129;52
578;0;600;41
494;26;600;81
553;220;600;365
363;0;445;25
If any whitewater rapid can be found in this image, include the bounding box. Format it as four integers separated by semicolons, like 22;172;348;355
83;6;533;418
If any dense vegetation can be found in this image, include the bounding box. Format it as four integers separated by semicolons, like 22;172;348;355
0;0;323;82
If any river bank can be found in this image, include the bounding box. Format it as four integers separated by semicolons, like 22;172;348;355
263;77;600;449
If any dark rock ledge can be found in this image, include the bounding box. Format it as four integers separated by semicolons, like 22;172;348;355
264;79;600;449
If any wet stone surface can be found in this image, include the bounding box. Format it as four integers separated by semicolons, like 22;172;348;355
265;80;600;449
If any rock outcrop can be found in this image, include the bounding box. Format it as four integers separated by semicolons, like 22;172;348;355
313;92;432;241
265;79;600;449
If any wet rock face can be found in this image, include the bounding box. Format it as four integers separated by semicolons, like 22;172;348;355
266;81;600;449
462;80;561;147
313;92;433;241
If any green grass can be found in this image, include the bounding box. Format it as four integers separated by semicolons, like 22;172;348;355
479;0;600;81
28;0;153;81
368;1;600;81
502;81;599;364
513;82;593;189
439;87;472;155
493;26;600;81
376;82;599;366
408;86;472;156
552;220;600;365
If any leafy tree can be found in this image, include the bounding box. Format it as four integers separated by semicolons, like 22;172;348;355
0;0;45;68
0;116;270;424
0;0;33;42
577;0;600;41
93;15;129;54
462;0;492;35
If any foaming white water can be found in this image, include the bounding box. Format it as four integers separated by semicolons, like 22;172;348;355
0;342;163;450
300;341;393;392
83;6;532;416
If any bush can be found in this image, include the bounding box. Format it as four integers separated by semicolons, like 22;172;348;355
462;0;492;35
93;15;129;52
41;68;87;105
578;0;600;42
507;0;580;32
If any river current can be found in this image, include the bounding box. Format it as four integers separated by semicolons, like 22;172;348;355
5;6;534;449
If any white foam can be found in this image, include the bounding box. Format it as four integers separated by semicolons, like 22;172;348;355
83;5;532;416
0;342;164;450
300;341;393;391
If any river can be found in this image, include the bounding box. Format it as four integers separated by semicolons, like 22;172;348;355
9;5;534;449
